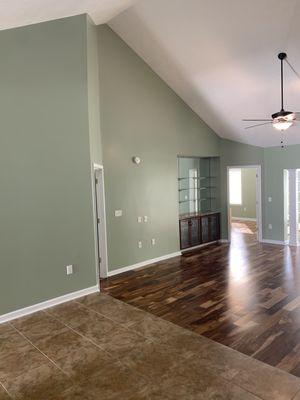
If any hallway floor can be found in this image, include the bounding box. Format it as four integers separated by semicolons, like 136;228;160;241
1;293;300;399
102;222;300;378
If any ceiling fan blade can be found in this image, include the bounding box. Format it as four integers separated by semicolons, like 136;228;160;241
242;119;273;121
244;122;273;129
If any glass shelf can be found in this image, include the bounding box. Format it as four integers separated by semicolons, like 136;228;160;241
179;199;198;203
177;156;219;215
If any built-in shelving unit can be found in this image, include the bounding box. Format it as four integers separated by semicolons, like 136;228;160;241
177;156;220;250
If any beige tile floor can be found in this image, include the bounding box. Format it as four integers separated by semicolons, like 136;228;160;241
1;293;300;399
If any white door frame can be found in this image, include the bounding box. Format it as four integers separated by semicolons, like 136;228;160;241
226;165;262;242
92;164;108;280
286;169;299;246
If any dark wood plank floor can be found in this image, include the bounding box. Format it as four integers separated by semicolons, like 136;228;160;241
101;220;300;377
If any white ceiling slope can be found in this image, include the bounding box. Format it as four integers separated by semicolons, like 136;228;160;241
0;0;137;30
109;0;300;147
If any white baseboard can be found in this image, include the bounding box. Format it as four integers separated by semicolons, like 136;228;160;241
0;285;99;324
108;251;182;277
219;239;230;243
261;239;288;245
231;217;257;222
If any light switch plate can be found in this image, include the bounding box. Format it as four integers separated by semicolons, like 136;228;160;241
138;241;142;248
137;216;142;223
143;216;148;223
151;238;156;246
66;265;73;275
268;224;272;230
115;210;122;217
268;197;272;202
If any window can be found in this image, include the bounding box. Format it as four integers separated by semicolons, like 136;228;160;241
229;168;242;205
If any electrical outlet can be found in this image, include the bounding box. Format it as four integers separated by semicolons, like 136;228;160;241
114;210;122;217
268;197;272;203
151;238;156;246
66;265;73;275
143;216;148;223
268;224;272;230
138;241;142;249
137;216;142;223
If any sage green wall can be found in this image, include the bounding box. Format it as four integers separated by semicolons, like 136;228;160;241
87;17;102;164
263;144;300;242
230;168;256;219
97;25;220;271
220;139;300;242
220;139;264;239
0;15;97;315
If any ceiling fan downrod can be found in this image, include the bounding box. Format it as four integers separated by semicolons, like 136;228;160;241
278;52;287;112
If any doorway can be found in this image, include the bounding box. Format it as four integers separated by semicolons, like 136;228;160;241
227;165;262;242
93;164;108;279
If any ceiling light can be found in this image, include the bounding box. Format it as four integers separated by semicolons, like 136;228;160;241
273;120;293;131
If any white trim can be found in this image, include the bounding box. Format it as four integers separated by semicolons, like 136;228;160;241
227;165;262;243
231;217;257;222
93;163;103;170
181;241;219;252
0;286;99;324
219;239;230;243
261;239;288;245
108;252;182;277
93;164;109;279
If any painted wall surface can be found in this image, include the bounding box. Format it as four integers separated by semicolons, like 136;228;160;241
87;17;103;165
97;25;220;271
220;139;300;242
220;139;264;239
230;168;256;219
263;144;300;242
0;15;97;315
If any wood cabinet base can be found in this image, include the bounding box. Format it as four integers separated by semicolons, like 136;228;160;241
179;212;220;250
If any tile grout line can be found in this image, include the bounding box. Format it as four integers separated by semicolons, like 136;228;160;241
0;381;13;399
42;308;162;384
10;322;69;377
292;387;300;400
43;309;119;359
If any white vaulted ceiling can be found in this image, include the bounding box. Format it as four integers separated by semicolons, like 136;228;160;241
0;0;137;30
109;0;300;147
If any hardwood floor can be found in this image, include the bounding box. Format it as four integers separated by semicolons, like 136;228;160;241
101;220;300;377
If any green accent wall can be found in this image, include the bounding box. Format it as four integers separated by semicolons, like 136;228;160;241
230;168;257;219
220;139;300;242
97;25;220;272
263;144;300;242
0;15;97;315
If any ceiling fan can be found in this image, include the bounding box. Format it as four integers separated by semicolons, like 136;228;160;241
243;52;300;132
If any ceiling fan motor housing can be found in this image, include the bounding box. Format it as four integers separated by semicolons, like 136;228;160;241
271;110;294;120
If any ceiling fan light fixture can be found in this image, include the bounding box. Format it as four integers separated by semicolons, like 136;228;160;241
273;120;293;131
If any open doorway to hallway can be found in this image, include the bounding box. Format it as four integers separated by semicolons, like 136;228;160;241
227;166;262;242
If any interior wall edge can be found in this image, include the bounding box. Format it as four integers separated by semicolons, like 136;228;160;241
0;285;99;325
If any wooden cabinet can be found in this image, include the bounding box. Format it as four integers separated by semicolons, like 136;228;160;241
179;212;220;250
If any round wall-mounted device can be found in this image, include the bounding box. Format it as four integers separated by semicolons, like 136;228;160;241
132;156;141;165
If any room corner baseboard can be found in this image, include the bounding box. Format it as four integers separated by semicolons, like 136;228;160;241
0;285;99;324
231;217;257;221
108;251;182;277
261;239;287;245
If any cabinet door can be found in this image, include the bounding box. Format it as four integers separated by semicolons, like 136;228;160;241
209;214;220;241
190;218;200;247
201;216;209;243
180;220;190;249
